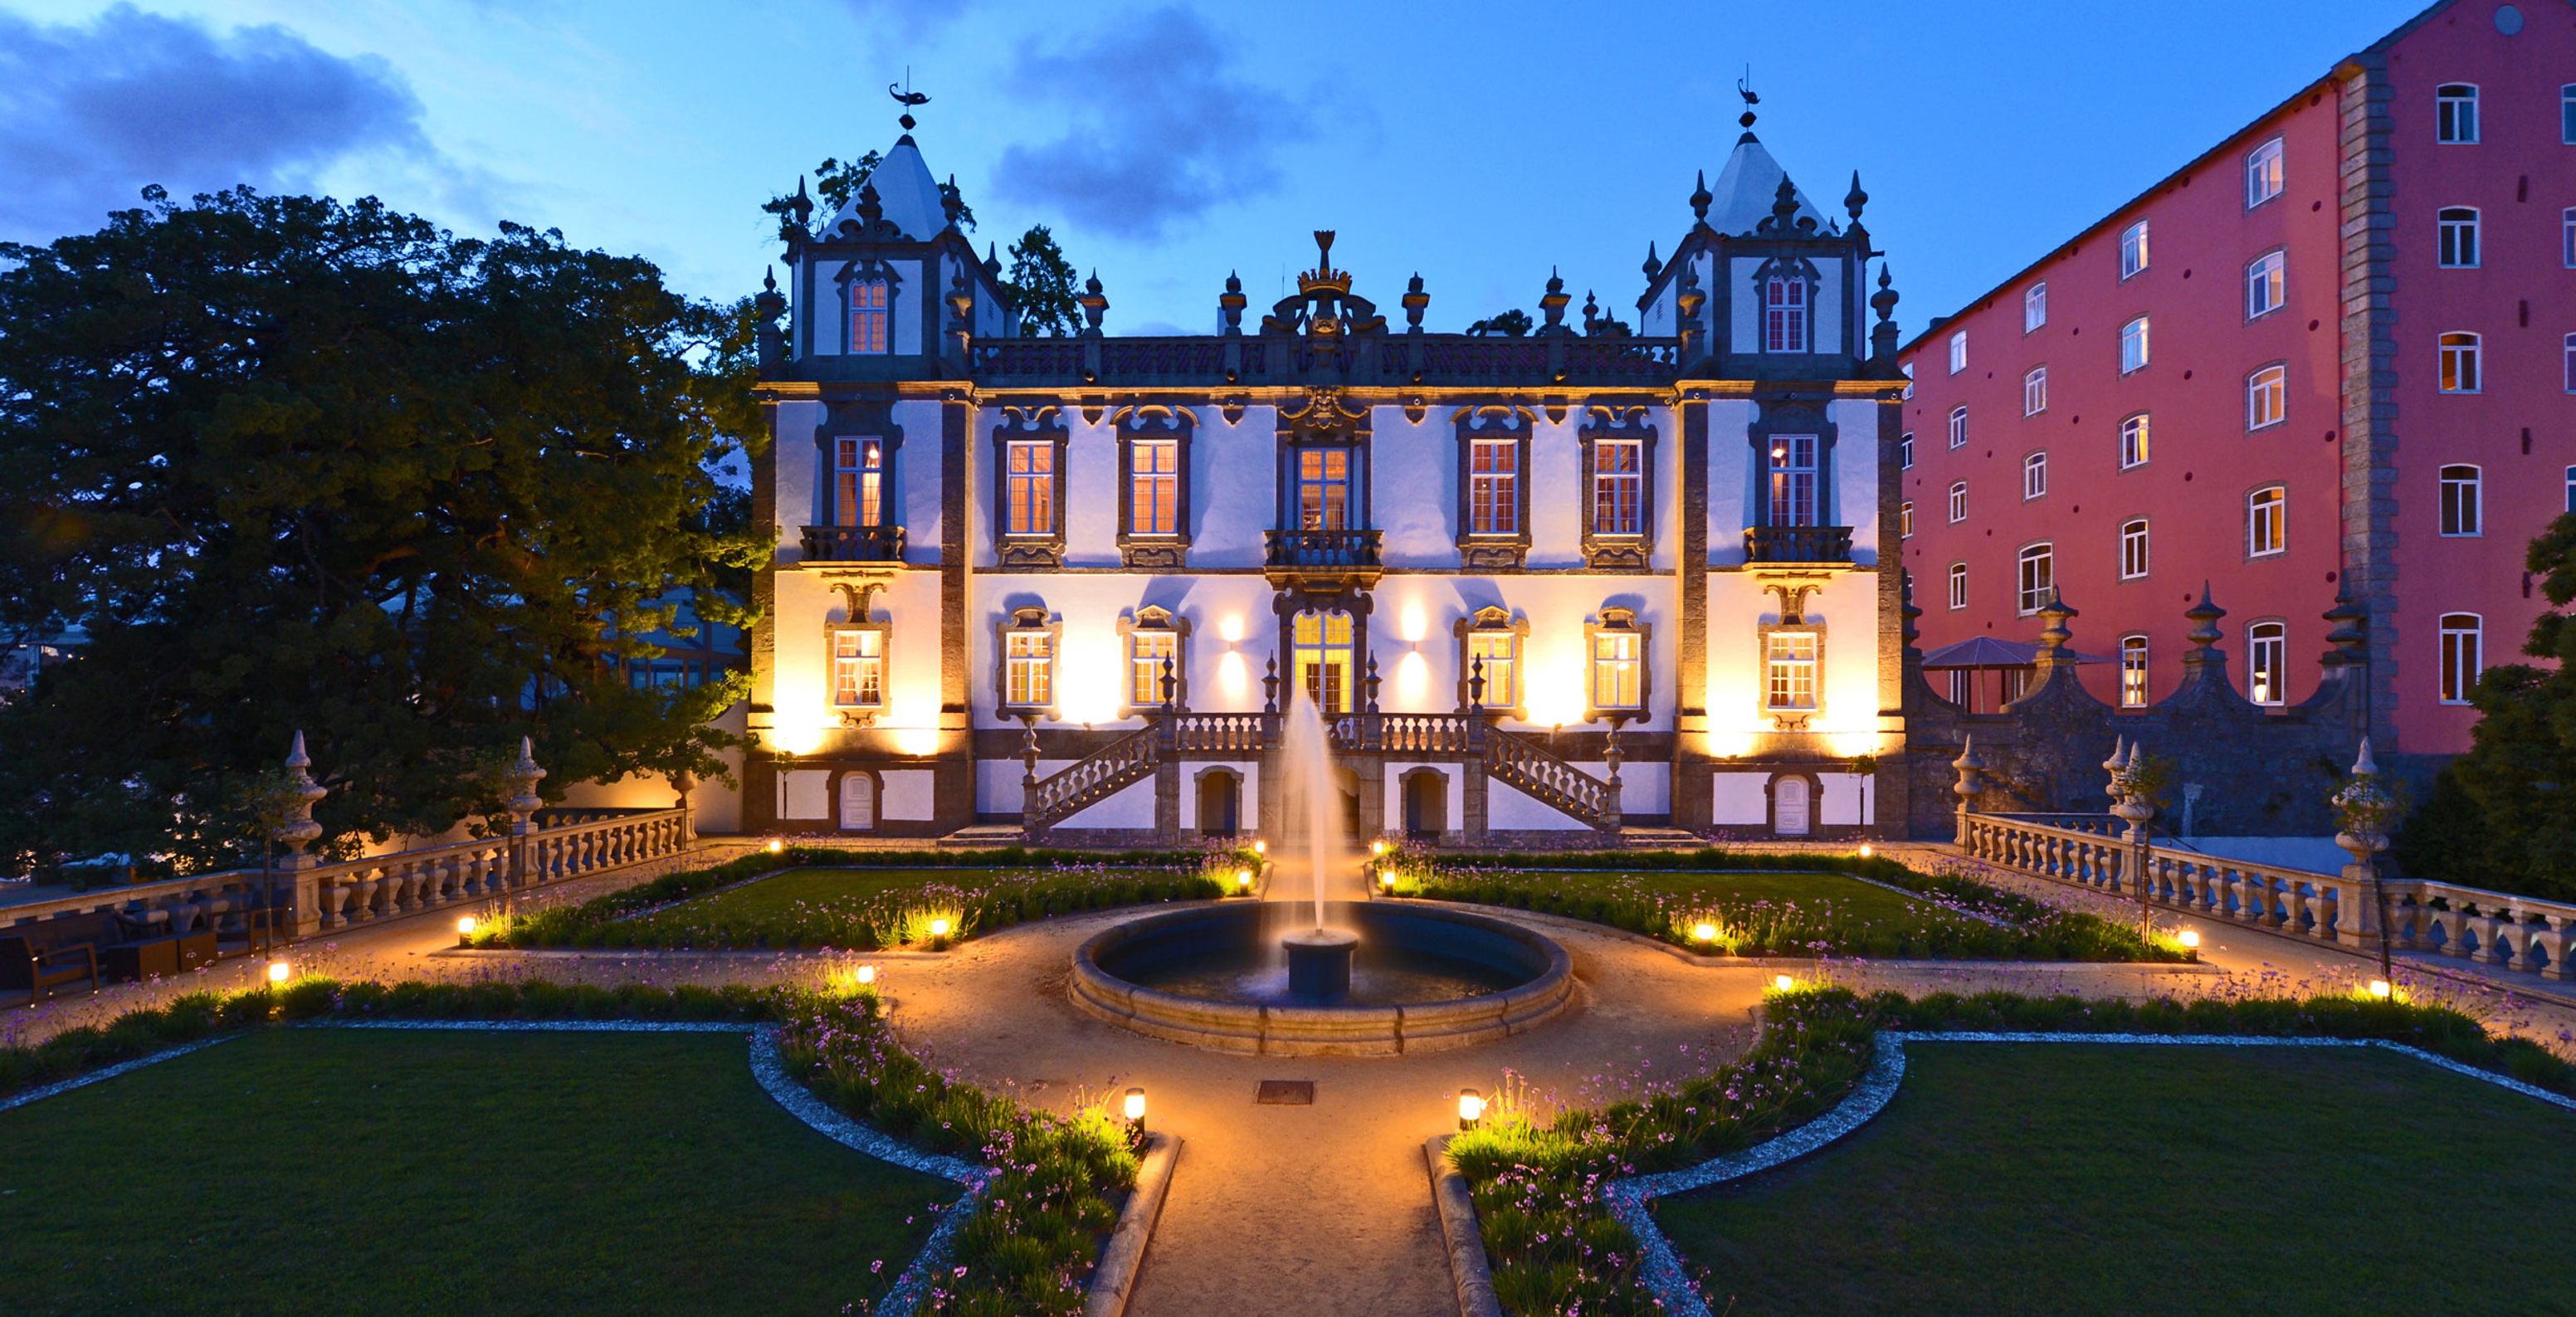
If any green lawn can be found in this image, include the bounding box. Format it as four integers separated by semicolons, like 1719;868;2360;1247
1588;871;1957;924
1657;1043;2576;1316
617;866;975;947
0;1028;948;1315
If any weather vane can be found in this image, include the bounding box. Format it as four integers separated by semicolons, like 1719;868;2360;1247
890;68;929;132
1737;67;1759;131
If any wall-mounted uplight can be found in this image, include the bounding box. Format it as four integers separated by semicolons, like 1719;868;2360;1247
1456;1088;1484;1130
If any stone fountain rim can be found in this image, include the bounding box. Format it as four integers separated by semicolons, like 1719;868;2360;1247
1068;900;1576;1056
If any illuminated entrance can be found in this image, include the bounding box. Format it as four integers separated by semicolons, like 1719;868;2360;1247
1290;610;1355;713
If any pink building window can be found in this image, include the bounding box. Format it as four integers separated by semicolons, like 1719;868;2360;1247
2247;364;2287;432
2246;138;2284;208
2120;413;2150;469
2120;317;2149;373
1947;563;1968;610
2437;208;2480;268
2120;519;2149;580
1948;480;1968;523
1948;406;1969;448
2439;332;2481;393
2120;636;2150;707
2564;334;2576;393
2439;465;2481;537
2247;622;2286;705
848;277;890;354
2119;221;2149;279
2247;486;2286;558
2439;614;2481;704
1764;276;1808;353
2015;544;2054;617
2023;367;2047;416
2436;83;2478;144
2246;251;2285;319
2024;283;2047;332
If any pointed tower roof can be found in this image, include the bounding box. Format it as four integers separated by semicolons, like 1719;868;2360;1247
822;134;946;240
1700;134;1827;237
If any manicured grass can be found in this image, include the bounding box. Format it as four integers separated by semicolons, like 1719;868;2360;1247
1586;869;1969;925
0;1028;947;1315
1657;1043;2576;1317
617;866;964;944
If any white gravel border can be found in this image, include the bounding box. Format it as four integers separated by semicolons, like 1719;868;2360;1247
1603;1030;2576;1317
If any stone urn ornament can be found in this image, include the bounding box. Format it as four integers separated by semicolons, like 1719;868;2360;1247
2332;739;2402;980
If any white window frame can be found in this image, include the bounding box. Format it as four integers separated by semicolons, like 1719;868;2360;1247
1948;329;1968;374
1947;563;1968;610
2563;207;2574;269
2438;207;2480;268
2119;220;2149;279
2120;413;2150;469
2023;366;2048;417
2439;464;2482;537
1005;628;1054;710
2439;613;2482;705
2564;84;2576;145
2247;363;2287;432
1764;275;1808;354
848;276;891;355
1948;480;1968;524
1763;632;1819;713
2247;485;2286;558
1129;436;1181;537
1468;435;1520;537
2119;635;2150;707
2022;451;2047;500
2246;250;2286;319
1898;432;1915;470
832;627;887;712
2120;316;2149;374
1006;438;1056;536
2437;83;2479;144
1900;500;1915;539
2568;466;2576;516
1949;406;1969;449
2439;332;2481;394
2246;137;2284;208
1127;627;1181;709
2248;622;2287;706
2120;519;2149;580
2015;543;2054;617
2564;333;2575;394
2025;282;2047;333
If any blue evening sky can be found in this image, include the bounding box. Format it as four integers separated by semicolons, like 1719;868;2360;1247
0;0;2431;337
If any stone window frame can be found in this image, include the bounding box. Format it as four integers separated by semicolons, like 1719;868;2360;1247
826;581;893;727
1452;605;1531;719
1276;388;1373;531
995;604;1063;720
835;256;902;357
1115;404;1194;568
991;402;1070;568
1115;604;1192;719
817;399;905;530
1578;404;1658;570
1754;583;1825;731
1453;403;1534;569
1582;605;1652;723
1750;401;1837;530
1753;256;1820;355
2245;248;2288;322
1191;764;1246;837
2246;136;2285;210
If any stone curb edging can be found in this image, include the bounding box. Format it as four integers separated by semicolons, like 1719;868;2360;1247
1424;1134;1503;1317
0;1033;239;1114
1082;1131;1180;1317
1599;1031;2576;1317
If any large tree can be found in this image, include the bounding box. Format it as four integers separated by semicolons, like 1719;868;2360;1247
0;187;764;875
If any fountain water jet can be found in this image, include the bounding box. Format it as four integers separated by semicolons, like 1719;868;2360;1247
1276;690;1358;997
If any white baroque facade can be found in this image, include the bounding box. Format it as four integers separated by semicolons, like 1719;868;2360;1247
747;120;1911;843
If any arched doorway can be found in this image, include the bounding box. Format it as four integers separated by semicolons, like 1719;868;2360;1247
1402;769;1447;840
839;773;876;832
1773;775;1811;837
1198;769;1241;837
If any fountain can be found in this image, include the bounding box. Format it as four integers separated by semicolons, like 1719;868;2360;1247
1067;677;1573;1055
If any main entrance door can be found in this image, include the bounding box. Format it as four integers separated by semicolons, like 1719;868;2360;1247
840;773;876;831
1773;776;1811;837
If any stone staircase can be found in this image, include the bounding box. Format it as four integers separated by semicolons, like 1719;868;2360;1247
1482;727;1618;832
1023;724;1159;837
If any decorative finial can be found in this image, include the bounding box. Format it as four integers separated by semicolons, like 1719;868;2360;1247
1314;230;1337;276
2186;582;2227;649
889;80;929;133
1690;170;1712;225
1642;241;1661;280
2352;738;2378;777
1227;270;1242;294
1545;265;1564;295
790;175;813;227
983;241;1002;277
1845;170;1869;221
1402;272;1427;331
1582;289;1599;334
1769;175;1800;231
1872;263;1899;324
941;173;963;228
762;266;777;294
856;179;884;227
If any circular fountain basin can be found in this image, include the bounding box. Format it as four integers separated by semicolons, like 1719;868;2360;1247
1071;901;1573;1056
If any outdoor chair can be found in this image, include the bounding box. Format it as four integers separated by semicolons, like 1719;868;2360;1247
0;911;121;1002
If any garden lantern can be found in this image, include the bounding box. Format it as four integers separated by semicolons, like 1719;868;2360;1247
1773;973;1794;992
1691;922;1719;944
2368;978;2393;1000
1123;1086;1147;1144
1236;870;1254;890
1857;843;1873;859
927;917;952;939
1371;839;1387;856
856;964;876;986
767;839;783;854
2178;929;2199;949
456;915;477;946
1457;1088;1484;1130
267;959;290;985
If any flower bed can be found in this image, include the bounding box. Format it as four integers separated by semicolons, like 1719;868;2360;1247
465;844;1253;950
1373;846;2185;962
1444;985;2576;1315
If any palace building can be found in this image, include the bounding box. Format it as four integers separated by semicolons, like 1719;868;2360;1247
745;105;1910;843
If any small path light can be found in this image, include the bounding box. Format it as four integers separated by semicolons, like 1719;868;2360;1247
456;915;477;947
1251;839;1266;856
1457;1088;1484;1131
267;959;291;985
1773;973;1795;993
855;963;876;987
766;839;783;854
927;917;952;939
2178;929;2200;950
1236;869;1255;891
1691;921;1719;944
2368;978;2393;1000
1858;843;1874;859
1123;1086;1147;1146
1371;839;1388;856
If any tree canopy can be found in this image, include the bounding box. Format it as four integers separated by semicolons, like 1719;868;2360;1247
1469;309;1534;337
1003;225;1084;337
0;187;764;875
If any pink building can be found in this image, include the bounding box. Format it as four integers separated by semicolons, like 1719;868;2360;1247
1898;0;2576;759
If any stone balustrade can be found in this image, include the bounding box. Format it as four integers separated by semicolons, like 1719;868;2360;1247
1958;812;2576;982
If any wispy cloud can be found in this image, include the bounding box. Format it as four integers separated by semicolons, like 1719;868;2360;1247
839;0;976;41
0;4;429;241
993;7;1312;241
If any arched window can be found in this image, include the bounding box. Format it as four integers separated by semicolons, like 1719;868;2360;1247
2024;282;2047;332
2022;451;2048;500
1948;480;1969;523
2437;207;2480;268
848;276;890;354
2439;332;2481;393
2120;519;2149;579
2016;544;2054;616
2247;622;2286;705
2246;251;2286;319
1947;562;1968;610
2120;413;2150;469
2247;486;2286;557
2119;635;2150;707
1898;432;1915;470
2120;220;2150;278
2120;315;2149;373
1764;275;1808;353
2439;464;2481;536
2437;83;2478;143
2247;363;2287;431
2246;138;2284;207
2023;366;2048;416
1948;406;1969;448
2440;613;2482;704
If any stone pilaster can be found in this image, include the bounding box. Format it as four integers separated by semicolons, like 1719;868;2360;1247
2335;56;2402;752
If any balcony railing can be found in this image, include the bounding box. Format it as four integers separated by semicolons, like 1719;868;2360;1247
1744;524;1855;563
801;524;907;563
1264;529;1383;569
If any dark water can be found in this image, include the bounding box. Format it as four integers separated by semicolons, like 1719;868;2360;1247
1130;945;1520;1006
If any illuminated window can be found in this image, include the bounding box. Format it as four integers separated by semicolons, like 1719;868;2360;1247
2439;465;2481;536
2439;332;2481;393
2024;282;2047;332
1947;562;1968;610
1948;480;1968;523
2438;207;2480;267
1005;629;1052;710
2120;413;2150;468
1297;447;1352;530
1764;275;1808;353
2437;83;2478;144
2120;519;2149;579
1469;436;1519;536
1129;437;1180;536
835;437;885;527
2247;486;2286;557
2247;364;2287;431
2440;613;2482;704
2023;366;2047;416
1006;439;1054;535
2247;622;2286;705
832;629;885;711
2016;543;2054;616
2120;220;2149;278
2246;138;2284;207
848;276;890;354
1129;628;1178;707
1291;610;1354;714
2120;316;2149;373
1900;501;1915;539
1764;632;1817;711
1949;405;1969;448
2023;451;2047;500
1590;626;1642;713
1466;629;1519;711
1766;434;1818;527
2247;251;2285;319
1948;329;1968;373
2120;635;2150;707
1593;438;1643;536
